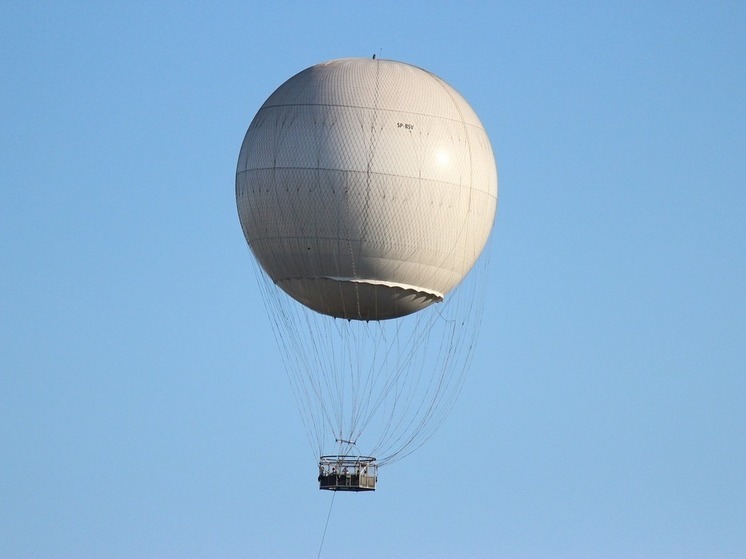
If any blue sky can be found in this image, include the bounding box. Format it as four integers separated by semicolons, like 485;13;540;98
1;2;744;557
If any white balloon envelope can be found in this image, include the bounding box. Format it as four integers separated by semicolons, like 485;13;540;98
237;58;497;320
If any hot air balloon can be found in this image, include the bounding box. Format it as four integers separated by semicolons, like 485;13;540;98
236;58;497;491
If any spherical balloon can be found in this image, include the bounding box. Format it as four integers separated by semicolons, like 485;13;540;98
236;58;497;320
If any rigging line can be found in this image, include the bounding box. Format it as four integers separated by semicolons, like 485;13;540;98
299;307;337;432
270;294;324;462
352;320;391;440
266;277;340;459
278;299;326;441
361;311;431;428
254;272;314;459
365;311;429;455
317;490;337;559
374;291;468;463
350;318;386;441
383;274;487;464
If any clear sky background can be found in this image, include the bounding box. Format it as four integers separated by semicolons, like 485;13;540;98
1;2;744;558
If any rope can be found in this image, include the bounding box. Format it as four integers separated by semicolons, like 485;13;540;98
316;491;336;559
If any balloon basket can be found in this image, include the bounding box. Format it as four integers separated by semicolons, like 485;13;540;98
318;455;378;492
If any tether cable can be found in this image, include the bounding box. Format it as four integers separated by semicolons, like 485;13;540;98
316;491;336;559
